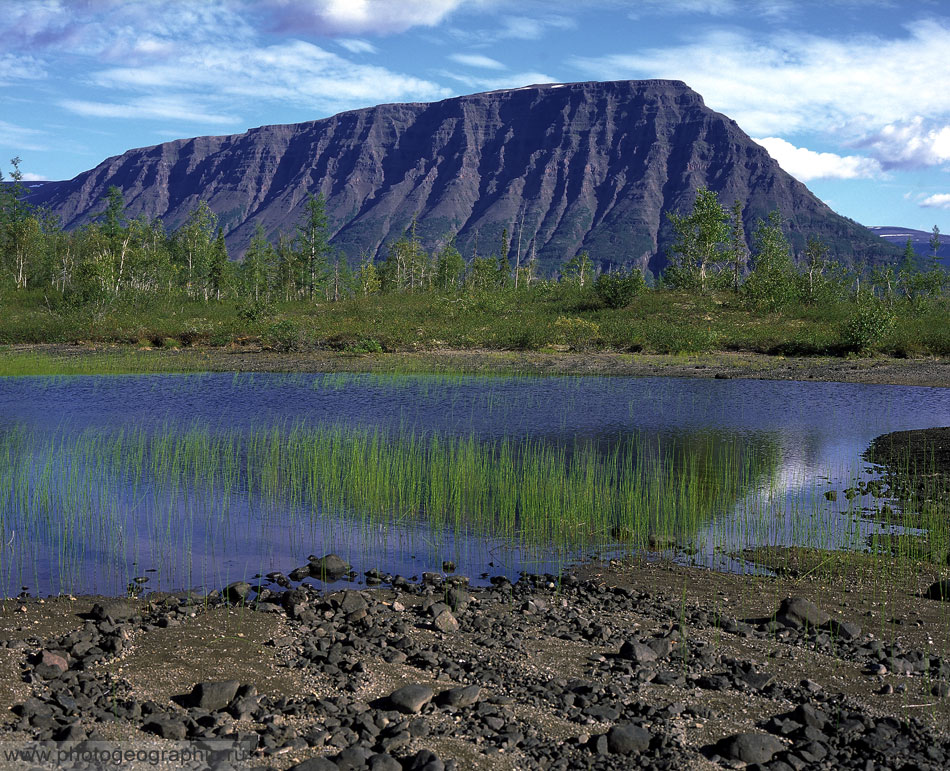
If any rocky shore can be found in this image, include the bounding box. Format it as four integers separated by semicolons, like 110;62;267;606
1;555;949;770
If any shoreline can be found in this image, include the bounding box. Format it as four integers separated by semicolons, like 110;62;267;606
1;555;948;769
3;343;950;387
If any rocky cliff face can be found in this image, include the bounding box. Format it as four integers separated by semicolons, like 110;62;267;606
29;80;896;273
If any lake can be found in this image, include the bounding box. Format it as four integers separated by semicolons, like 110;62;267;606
0;372;947;597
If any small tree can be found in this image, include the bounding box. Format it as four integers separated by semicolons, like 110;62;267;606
435;238;465;291
357;255;381;295
742;211;795;311
799;235;830;305
495;227;511;286
208;227;229;301
241;224;274;301
930;225;942;270
177;201;217;301
727;200;747;293
296;193;331;301
664;187;729;292
560;251;594;286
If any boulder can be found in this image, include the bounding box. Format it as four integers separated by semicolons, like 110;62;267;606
309;554;350;580
717;732;785;764
619;640;658;664
389;684;434;714
925;579;950;601
607;723;651;754
189;680;241;711
90;600;137;622
776;597;830;629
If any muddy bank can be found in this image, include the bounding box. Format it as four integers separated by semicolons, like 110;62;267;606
1;555;949;769
6;344;950;387
867;427;950;475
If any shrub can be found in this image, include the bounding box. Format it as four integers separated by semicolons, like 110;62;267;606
553;316;601;350
263;319;301;352
594;269;646;309
349;337;384;353
238;298;275;322
842;297;896;353
644;323;719;354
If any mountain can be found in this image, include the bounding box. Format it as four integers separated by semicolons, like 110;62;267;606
26;80;898;275
868;226;950;269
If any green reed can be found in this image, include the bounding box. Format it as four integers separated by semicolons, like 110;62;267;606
0;421;777;584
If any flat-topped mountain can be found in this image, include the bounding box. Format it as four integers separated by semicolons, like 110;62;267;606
27;80;896;273
869;226;950;269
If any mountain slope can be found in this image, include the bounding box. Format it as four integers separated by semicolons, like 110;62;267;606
28;80;897;274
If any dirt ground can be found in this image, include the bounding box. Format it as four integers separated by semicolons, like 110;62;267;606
0;552;948;770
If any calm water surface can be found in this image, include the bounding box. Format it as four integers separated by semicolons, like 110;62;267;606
0;372;947;597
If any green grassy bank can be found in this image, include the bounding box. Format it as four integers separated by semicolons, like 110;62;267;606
2;284;949;361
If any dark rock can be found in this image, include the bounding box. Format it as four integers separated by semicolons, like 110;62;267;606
143;716;188;740
404;749;444;771
368;754;402;771
289;566;311;582
825;619;862;640
53;723;86;742
445;587;469;612
438;684;481;708
389;684;434;714
334;746;373;771
288;757;339;771
190;680;241;711
432;609;459;633
310;554;350;580
791;703;828;729
34;650;68;679
925;580;950;601
717;732;785;764
90;600;136;622
776;597;830;630
338;591;368;615
619;641;658;664
225;581;252;603
607;723;651;754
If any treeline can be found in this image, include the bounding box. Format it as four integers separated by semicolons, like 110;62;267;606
1;157;947;342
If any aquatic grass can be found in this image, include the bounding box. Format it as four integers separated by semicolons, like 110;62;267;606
0;349;216;377
0;419;780;596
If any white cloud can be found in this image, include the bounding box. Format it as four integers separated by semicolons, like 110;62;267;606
626;0;792;17
861;118;950;168
754;137;883;181
572;19;950;159
440;70;558;92
90;40;450;113
0;53;45;83
337;38;378;54
0;120;48;152
0;3;453;124
921;194;950;210
259;0;472;35
21;172;48;181
60;97;239;125
449;53;506;70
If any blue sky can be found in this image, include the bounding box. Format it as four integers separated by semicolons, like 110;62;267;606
3;0;950;231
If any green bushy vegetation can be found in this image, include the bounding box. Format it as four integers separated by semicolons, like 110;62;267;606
1;158;947;358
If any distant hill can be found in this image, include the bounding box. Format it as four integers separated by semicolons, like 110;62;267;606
868;226;950;269
23;80;898;274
